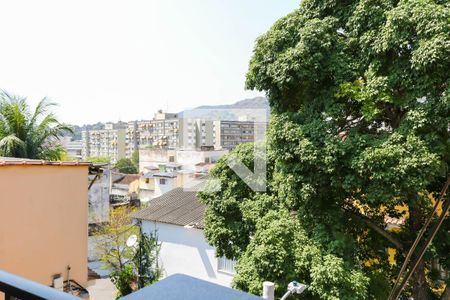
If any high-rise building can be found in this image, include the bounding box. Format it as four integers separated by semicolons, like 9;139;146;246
138;111;179;150
82;111;267;162
214;120;265;150
81;122;127;163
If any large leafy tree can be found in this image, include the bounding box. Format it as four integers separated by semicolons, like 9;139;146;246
200;1;450;299
0;91;71;160
115;158;138;174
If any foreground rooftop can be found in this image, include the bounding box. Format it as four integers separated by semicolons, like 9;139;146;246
121;274;262;300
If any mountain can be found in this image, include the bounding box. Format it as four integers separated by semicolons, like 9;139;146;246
195;96;269;110
179;96;269;121
65;97;270;141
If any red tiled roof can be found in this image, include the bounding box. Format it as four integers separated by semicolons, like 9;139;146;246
0;157;91;167
113;174;140;185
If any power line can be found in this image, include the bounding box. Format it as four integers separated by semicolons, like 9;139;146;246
388;176;450;299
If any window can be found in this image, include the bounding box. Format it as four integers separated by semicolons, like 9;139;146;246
217;256;236;274
169;156;175;162
159;178;167;185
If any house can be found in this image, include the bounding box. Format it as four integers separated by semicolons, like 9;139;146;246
0;158;92;297
132;188;236;287
139;148;228;173
138;171;185;202
111;174;140;196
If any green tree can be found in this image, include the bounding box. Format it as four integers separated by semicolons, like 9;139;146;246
115;158;138;174
131;150;139;169
110;265;135;299
95;207;138;273
0;90;71;160
95;207;138;297
133;228;161;288
86;156;111;164
200;1;450;299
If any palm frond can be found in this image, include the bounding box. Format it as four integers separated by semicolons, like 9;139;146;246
0;134;26;157
0;91;66;160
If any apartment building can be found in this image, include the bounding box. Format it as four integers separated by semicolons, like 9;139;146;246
60;136;83;159
82;111;266;162
138;112;179;150
125;121;139;158
82;112;180;163
178;119;215;150
214;120;266;150
179;119;265;151
81;122;127;163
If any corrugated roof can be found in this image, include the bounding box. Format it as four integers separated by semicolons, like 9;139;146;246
133;188;204;229
113;174;140;185
0;157;91;167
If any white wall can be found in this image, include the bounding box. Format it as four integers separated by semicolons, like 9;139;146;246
154;177;176;197
176;150;228;170
141;221;234;287
88;170;110;224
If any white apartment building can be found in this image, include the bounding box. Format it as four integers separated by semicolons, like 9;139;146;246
82;111;266;163
214;120;266;150
81;122;127;163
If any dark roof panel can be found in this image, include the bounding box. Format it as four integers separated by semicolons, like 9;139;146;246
121;274;262;300
133;188;204;228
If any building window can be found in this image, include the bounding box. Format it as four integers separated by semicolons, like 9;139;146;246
169;156;175;162
159;178;167;185
217;256;236;274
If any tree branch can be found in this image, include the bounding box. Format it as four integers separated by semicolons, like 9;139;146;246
343;207;404;251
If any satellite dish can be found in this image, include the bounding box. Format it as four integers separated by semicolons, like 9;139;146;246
126;234;138;247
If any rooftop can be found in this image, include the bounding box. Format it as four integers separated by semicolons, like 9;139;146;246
132;187;204;229
113;174;141;185
0;157;91;167
121;274;261;300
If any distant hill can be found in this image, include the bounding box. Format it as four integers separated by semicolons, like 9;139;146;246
63;122;105;141
179;96;269;121
195;96;269;110
65;97;269;141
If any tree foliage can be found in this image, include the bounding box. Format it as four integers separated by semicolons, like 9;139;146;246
86;156;111;163
131;150;139;169
95;207;138;273
200;1;450;299
133;230;161;288
0;90;71;160
115;158;138;174
95;207;161;298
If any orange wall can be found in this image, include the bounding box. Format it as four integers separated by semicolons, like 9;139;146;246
0;165;88;287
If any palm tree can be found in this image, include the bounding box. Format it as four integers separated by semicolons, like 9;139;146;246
0;90;72;160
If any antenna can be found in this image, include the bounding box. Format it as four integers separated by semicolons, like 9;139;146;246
126;234;138;247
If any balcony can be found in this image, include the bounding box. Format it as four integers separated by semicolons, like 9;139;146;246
0;270;80;300
0;271;261;300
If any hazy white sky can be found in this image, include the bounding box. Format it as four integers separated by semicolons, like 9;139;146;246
0;1;298;125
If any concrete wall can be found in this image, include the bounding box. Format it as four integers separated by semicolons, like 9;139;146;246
88;170;110;224
139;149;175;172
141;221;234;287
176;150;228;170
0;165;88;288
154;177;177;197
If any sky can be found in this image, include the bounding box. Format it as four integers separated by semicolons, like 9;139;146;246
0;0;298;125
